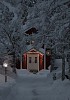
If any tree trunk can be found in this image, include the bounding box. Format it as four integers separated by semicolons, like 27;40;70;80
44;44;46;69
12;52;16;73
50;55;54;72
50;49;55;72
68;59;70;73
62;52;65;81
67;53;70;73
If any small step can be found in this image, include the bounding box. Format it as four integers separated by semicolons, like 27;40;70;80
29;70;38;74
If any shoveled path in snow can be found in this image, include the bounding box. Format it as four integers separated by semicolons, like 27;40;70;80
6;76;53;100
6;70;70;100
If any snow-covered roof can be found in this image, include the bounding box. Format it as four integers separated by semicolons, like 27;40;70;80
24;45;45;54
39;48;45;54
27;44;33;51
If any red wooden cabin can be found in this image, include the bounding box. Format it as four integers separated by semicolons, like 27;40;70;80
16;48;51;72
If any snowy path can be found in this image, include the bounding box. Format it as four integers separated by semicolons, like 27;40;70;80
6;76;53;100
5;73;70;100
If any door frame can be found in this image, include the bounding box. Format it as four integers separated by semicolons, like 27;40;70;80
27;53;39;71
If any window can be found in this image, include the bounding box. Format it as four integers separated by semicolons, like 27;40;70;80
29;57;31;63
35;57;37;63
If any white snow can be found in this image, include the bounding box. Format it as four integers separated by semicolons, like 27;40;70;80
0;74;15;85
26;47;45;55
0;58;70;100
27;44;33;51
0;67;70;100
0;0;70;99
54;59;69;71
39;48;45;54
37;69;50;77
17;69;50;78
2;69;70;100
0;0;17;23
0;74;16;100
16;69;34;77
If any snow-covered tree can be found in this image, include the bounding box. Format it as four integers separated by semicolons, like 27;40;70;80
0;0;70;75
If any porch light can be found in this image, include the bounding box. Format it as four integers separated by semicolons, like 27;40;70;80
3;62;8;82
46;50;51;56
3;63;8;68
47;51;50;55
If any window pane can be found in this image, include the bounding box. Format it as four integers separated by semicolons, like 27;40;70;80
35;57;37;63
29;57;31;63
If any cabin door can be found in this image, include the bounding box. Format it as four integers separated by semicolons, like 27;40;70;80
27;54;39;71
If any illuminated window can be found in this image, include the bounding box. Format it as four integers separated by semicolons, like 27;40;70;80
29;57;31;63
35;57;37;63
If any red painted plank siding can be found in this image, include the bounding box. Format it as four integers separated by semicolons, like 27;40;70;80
39;54;44;71
22;54;27;69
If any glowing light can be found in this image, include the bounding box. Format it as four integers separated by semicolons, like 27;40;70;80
33;1;35;3
46;50;51;56
47;52;50;55
3;63;8;67
31;40;35;44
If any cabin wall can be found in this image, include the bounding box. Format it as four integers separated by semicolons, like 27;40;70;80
46;55;51;69
39;54;44;70
21;51;51;71
22;54;27;69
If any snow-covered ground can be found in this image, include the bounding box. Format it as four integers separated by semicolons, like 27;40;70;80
0;74;15;85
0;58;70;100
0;69;70;100
17;69;50;77
0;74;16;100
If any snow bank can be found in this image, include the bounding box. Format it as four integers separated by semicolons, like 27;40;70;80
54;59;69;71
17;69;50;78
37;69;50;77
0;74;15;86
16;69;34;77
6;70;70;100
54;59;62;69
52;58;69;80
17;69;30;74
0;65;2;68
50;79;70;100
0;74;16;100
